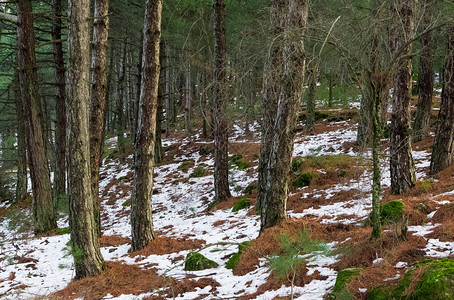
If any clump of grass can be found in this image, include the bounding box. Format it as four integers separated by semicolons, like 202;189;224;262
418;179;432;193
243;184;257;195
292;172;317;188
232;198;251;212
122;200;130;207
229;154;250;170
178;160;193;173
189;167;207;178
56;227;70;235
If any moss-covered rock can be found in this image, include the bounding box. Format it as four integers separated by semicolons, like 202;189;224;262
328;268;361;300
184;252;218;271
380;200;404;224
366;258;454;300
232;198;251;212
225;241;252;270
292;172;316;188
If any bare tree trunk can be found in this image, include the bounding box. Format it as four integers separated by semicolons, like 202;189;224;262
14;69;27;202
328;73;333;107
356;76;373;147
134;33;144;142
17;0;56;234
430;24;454;175
117;38;127;164
67;0;105;278
185;62;192;135
257;0;286;213
389;0;416;195
131;0;162;251
413;0;434;143
155;42;165;164
51;0;67;208
259;0;308;231
89;0;109;237
213;0;231;203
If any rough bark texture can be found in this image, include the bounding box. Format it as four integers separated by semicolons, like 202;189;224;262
257;0;286;213
213;0;231;203
17;0;56;234
131;0;162;251
89;0;109;237
389;0;416;195
14;69;27;202
356;78;373;147
185;62;191;135
259;0;308;232
413;0;434;143
430;24;454;175
117;39;127;164
67;0;105;278
51;0;67;205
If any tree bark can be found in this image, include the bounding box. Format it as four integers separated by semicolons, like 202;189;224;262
51;0;67;206
89;0;109;237
430;24;454;175
67;0;105;278
413;0;434;143
389;0;416;195
213;0;231;203
117;38;127;164
16;0;56;234
185;62;192;135
259;0;308;231
356;76;373;147
14;69;27;202
131;0;162;251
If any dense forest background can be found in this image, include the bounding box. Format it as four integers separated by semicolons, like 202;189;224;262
1;0;454;299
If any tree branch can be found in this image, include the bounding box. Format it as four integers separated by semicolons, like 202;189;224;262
0;12;18;25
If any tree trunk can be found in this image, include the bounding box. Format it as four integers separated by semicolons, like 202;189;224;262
306;68;316;134
328;73;333;107
17;0;56;234
117;39;127;164
67;0;105;278
356;75;373;147
89;0;109;237
259;0;308;231
413;0;434;143
213;0;231;203
14;69;27;202
430;24;454;175
185;62;192;135
134;33;144;142
131;0;162;251
389;0;416;195
51;0;67;207
155;43;164;164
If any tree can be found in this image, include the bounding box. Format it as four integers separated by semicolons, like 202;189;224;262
131;0;162;251
51;0;67;206
258;0;308;231
389;0;416;195
67;0;105;278
213;0;231;203
16;0;56;234
413;0;434;143
90;0;110;237
430;23;454;175
14;69;27;202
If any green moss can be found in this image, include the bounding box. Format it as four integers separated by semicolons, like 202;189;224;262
366;287;391;300
235;161;250;170
56;227;70;235
229;154;243;162
184;252;218;271
226;241;252;269
367;259;454;300
292;172;316;188
189;167;207;178
419;179;432;192
178;160;193;172
380;201;404;224
328;268;361;300
244;184;257;195
292;157;305;172
122;200;130;207
232;198;251;212
118;176;128;181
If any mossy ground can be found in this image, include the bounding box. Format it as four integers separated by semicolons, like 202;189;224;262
184;252;218;271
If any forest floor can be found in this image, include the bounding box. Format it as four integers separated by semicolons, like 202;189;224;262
1;99;454;299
